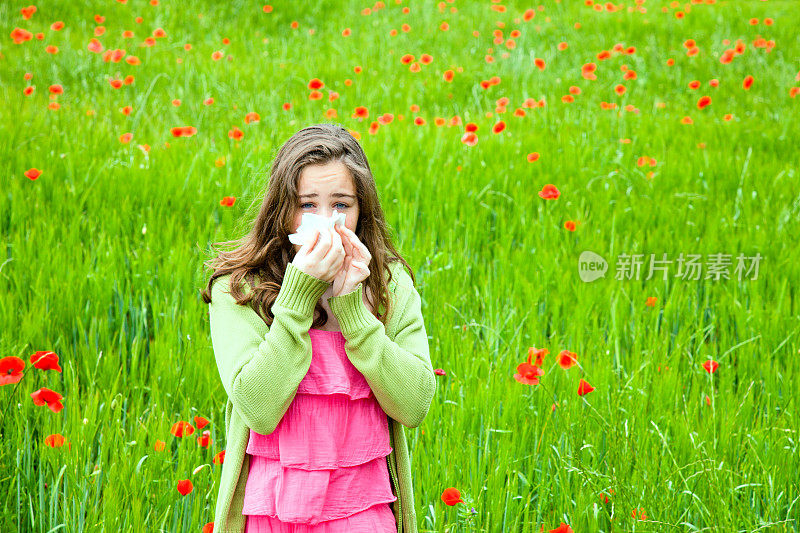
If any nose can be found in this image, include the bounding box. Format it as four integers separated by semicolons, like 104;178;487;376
321;206;341;220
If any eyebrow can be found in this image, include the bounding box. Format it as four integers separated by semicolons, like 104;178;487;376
299;193;356;199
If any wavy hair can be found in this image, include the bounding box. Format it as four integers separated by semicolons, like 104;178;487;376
200;123;413;329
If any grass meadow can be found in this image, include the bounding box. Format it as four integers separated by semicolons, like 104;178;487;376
2;0;800;531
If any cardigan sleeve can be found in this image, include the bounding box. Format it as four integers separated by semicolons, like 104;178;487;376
208;263;331;436
327;273;436;428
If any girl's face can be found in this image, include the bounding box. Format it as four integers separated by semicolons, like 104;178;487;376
292;160;360;254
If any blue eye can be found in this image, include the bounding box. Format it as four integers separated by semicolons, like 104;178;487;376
301;202;348;209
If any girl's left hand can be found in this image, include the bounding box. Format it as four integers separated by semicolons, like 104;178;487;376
330;225;372;297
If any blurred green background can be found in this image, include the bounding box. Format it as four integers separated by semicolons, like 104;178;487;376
1;0;799;531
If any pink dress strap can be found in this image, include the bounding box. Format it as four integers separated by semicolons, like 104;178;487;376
242;329;398;530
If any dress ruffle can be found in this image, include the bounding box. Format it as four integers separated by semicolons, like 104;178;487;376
245;502;397;533
246;393;392;469
242;454;397;524
243;329;397;528
294;331;373;400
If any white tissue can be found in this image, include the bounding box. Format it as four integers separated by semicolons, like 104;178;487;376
288;209;346;246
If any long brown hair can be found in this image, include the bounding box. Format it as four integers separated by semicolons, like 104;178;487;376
200;122;413;329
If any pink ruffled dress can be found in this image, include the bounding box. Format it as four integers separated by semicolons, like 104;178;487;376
242;328;398;533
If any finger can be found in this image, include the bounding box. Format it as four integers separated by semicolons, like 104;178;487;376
341;227;368;259
310;229;322;250
333;246;346;270
354;246;371;265
315;226;332;255
331;227;345;254
351;233;370;256
340;229;354;257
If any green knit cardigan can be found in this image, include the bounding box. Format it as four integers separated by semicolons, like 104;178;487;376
208;261;436;533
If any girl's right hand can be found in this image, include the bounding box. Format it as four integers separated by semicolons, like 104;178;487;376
290;227;346;283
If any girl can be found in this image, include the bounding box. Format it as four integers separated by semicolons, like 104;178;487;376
201;123;437;533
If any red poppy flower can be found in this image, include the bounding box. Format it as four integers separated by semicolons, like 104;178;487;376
176;479;193;495
170;126;197;137
441;487;464;505
743;75;754;90
202;523;214;533
549;523;574;533
30;387;64;412
171;421;195;437
0;356;25;385
24;168;42;180
514;362;544;385
581;62;597;80
154;440;166;451
220;196;236;207
30;351;62;372
577;378;595;396
194;416;210;429
557;350;577;369
21;5;37;19
538;184;560;199
88;38;103;53
702;359;719;373
460;132;477;146
213;450;225;465
197;430;212;448
527;347;548;366
45;433;66;447
308;78;324;90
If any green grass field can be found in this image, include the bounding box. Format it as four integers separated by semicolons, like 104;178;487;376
2;0;800;531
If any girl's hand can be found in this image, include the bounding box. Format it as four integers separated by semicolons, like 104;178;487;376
291;227;346;283
330;225;372;297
